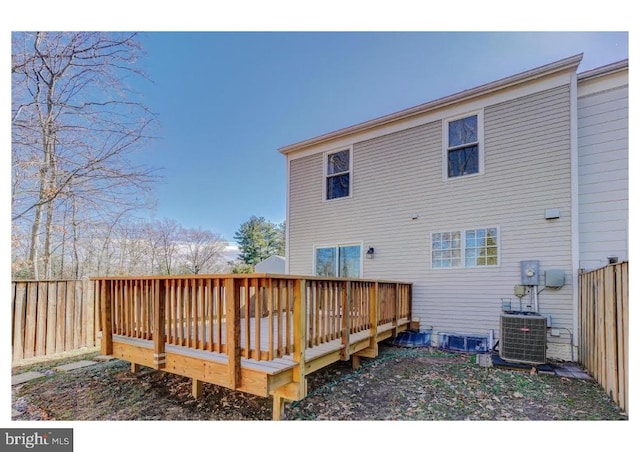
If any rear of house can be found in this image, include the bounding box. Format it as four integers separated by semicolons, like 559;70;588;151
280;55;628;361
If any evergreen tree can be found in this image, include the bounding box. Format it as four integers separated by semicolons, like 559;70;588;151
233;216;284;267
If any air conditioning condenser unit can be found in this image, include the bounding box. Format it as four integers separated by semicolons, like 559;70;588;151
499;312;547;365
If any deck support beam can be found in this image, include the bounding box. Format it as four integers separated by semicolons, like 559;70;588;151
273;394;286;421
131;362;140;373
192;378;203;399
351;354;361;370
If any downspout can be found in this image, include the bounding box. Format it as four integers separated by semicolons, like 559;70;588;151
284;154;291;274
570;70;580;362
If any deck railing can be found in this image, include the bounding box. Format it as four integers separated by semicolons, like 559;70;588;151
94;274;412;373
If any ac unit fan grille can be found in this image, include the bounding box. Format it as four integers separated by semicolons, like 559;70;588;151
500;313;547;364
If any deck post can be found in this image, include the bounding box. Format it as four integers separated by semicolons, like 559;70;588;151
273;394;286;420
393;283;400;337
293;279;307;390
152;279;166;369
340;281;351;361
192;378;203;399
370;282;379;345
100;280;113;356
226;278;241;388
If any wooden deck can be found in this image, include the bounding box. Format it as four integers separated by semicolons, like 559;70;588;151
93;274;412;419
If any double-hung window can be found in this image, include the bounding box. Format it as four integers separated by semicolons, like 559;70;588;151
325;149;351;200
315;244;361;277
444;112;483;179
431;227;498;268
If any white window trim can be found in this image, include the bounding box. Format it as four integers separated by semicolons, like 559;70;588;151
313;241;363;277
430;226;500;270
442;110;484;181
322;145;353;202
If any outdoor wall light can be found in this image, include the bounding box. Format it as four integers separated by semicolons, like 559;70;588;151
366;247;375;259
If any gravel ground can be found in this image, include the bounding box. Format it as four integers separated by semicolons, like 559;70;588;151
11;344;626;421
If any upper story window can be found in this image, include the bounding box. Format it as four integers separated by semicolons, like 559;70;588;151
444;112;483;179
325;148;351;200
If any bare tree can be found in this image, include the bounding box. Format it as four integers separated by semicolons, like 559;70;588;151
150;218;180;275
179;227;226;274
12;31;157;279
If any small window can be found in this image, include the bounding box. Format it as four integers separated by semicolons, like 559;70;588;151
325;149;350;200
445;113;483;179
315;244;361;277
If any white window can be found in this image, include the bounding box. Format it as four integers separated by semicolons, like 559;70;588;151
314;244;361;277
325;148;351;200
464;228;498;267
431;227;498;268
444;111;483;179
431;231;461;268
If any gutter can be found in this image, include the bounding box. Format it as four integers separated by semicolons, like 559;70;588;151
279;53;584;155
577;59;628;82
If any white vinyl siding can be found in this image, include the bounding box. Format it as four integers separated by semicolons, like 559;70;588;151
577;84;628;270
287;83;574;359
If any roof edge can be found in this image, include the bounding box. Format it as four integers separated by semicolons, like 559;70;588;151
577;59;628;82
279;53;584;155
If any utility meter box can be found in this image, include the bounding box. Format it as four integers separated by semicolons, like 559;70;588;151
513;284;527;297
520;260;540;286
545;269;565;288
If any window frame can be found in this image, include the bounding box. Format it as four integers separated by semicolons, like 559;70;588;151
313;242;363;278
323;146;353;201
442;110;484;180
430;226;499;269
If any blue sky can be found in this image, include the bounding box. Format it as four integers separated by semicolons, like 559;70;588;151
130;31;628;242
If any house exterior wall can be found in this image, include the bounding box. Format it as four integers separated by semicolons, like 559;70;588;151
286;69;577;359
577;69;629;271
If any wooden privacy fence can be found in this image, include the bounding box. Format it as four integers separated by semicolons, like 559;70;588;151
11;279;101;363
578;262;628;413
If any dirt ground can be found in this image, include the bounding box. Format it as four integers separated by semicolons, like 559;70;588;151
11;345;626;421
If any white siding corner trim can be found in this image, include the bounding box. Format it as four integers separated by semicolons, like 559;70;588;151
570;72;580;350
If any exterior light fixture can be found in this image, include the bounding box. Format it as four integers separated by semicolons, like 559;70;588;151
366;247;375;259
